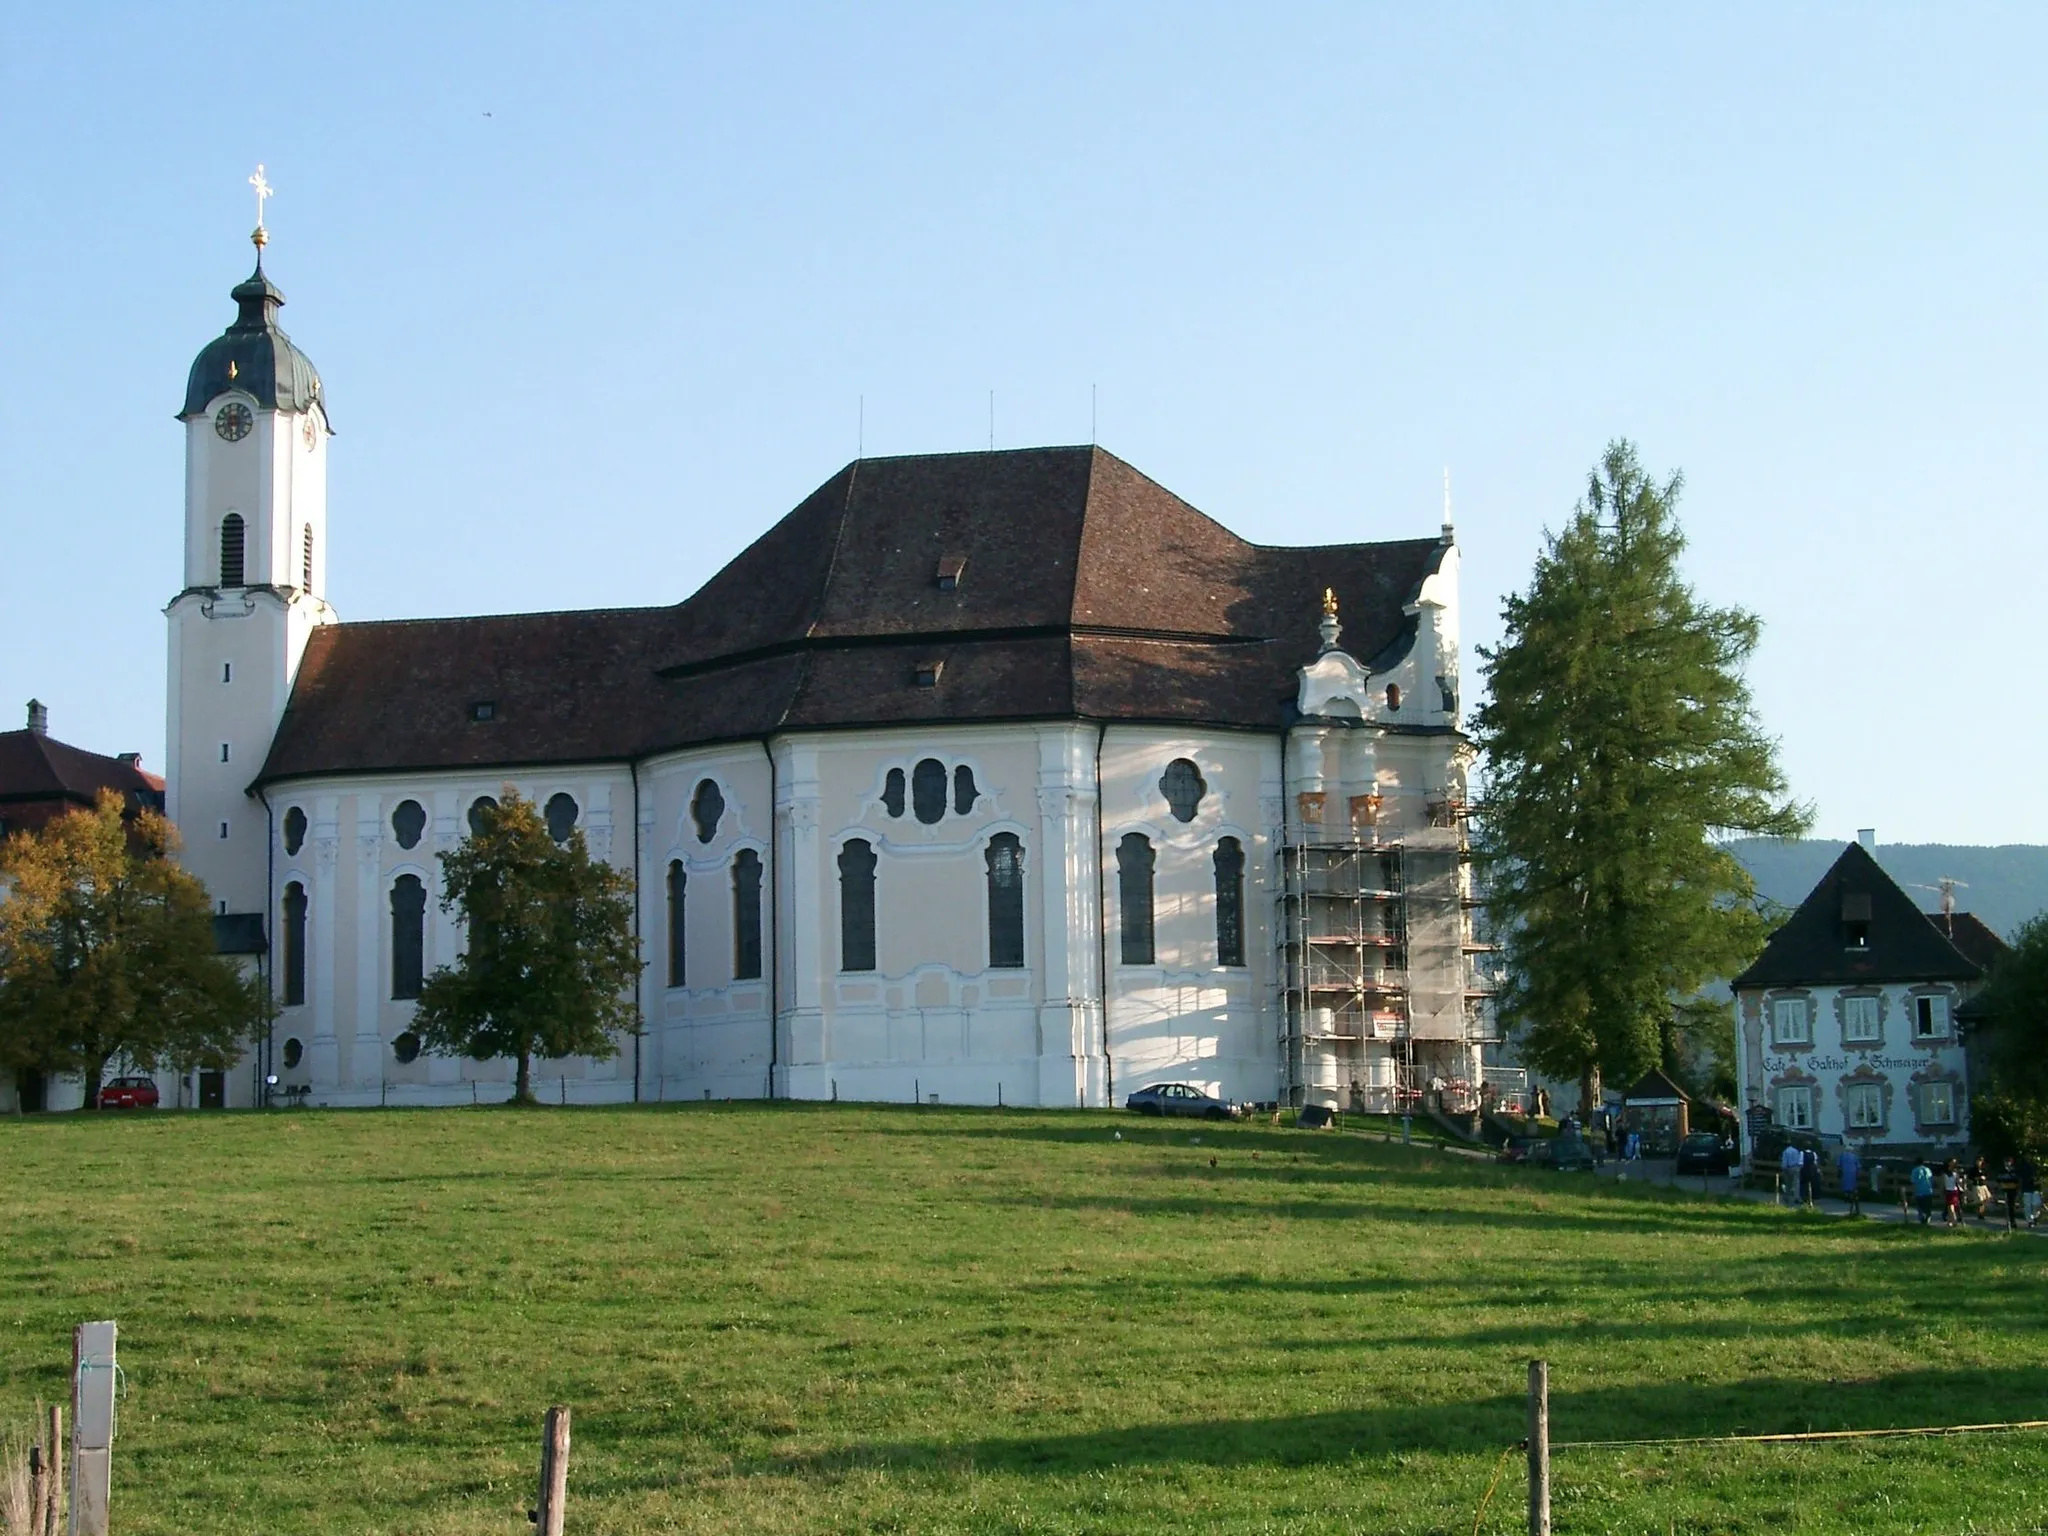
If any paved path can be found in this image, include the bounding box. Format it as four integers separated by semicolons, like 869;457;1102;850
1601;1156;2047;1236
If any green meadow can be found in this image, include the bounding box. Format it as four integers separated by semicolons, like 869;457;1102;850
3;1104;2044;1534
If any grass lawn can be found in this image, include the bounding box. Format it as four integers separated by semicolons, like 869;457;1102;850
3;1104;2045;1535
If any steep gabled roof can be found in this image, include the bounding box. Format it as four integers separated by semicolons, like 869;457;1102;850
1933;912;2010;972
1732;840;1984;988
257;446;1451;785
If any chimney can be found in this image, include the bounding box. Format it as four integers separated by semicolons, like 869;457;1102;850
117;752;142;769
26;699;47;735
1856;828;1877;850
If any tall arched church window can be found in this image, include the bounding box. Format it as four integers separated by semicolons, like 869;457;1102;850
1117;833;1156;966
219;513;245;588
666;861;687;988
881;768;906;818
953;765;980;815
467;796;498;837
911;758;947;824
1213;837;1246;968
282;882;308;1007
282;805;307;856
392;800;426;850
691;780;725;844
986;833;1025;969
732;849;763;981
1160;759;1206;823
544;793;579;844
838;839;878;973
391;875;426;1000
302;525;315;590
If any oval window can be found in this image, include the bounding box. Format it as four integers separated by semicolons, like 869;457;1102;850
1385;684;1402;712
467;796;498;837
282;1037;304;1070
544;792;579;844
911;758;947;824
691;779;725;844
392;1031;422;1065
282;805;307;856
392;799;426;850
1160;759;1207;823
881;767;906;818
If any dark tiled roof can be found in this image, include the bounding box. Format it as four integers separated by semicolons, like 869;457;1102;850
1732;841;1985;988
0;728;166;835
1934;912;2010;971
182;262;326;420
257;446;1450;785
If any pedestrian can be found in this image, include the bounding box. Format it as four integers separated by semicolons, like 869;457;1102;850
2021;1154;2041;1228
1970;1158;1994;1222
1999;1157;2022;1232
1801;1146;1821;1209
1909;1158;1935;1226
1780;1139;1804;1207
1838;1144;1863;1217
1942;1160;1962;1227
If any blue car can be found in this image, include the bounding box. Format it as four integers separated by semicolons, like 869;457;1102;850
1125;1083;1242;1120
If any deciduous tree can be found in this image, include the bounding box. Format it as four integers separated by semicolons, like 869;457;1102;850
1473;441;1809;1111
0;791;268;1107
412;789;641;1103
1967;913;2048;1157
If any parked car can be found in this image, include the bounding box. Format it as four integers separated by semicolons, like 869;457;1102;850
97;1076;160;1109
1501;1133;1596;1172
1497;1135;1541;1165
1125;1083;1242;1120
1674;1132;1734;1175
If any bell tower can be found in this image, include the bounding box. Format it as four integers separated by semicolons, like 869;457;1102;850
166;170;335;916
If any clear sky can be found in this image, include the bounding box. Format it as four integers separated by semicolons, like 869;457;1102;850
2;6;2041;844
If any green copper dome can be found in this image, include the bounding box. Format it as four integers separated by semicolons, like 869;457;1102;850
180;259;327;422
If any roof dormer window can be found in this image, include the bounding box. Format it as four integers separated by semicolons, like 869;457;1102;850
1842;890;1871;950
936;555;967;592
913;660;943;688
470;700;497;723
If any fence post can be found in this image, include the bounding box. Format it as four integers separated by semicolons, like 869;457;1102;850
535;1406;571;1536
1527;1359;1550;1536
42;1402;63;1536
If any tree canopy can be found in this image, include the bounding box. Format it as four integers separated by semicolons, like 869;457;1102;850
412;789;641;1103
0;790;269;1107
1473;440;1809;1107
1965;913;2048;1157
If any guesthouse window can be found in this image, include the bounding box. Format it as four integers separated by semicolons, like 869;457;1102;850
1769;997;1810;1047
1845;1081;1884;1130
1842;995;1881;1044
985;833;1024;969
390;875;426;1001
1775;1083;1814;1129
1213;837;1246;967
219;513;245;587
666;861;686;987
1918;1080;1957;1125
1117;833;1156;966
732;849;762;981
1914;995;1949;1039
838;839;878;973
281;882;308;1007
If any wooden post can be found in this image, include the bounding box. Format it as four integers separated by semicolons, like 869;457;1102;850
42;1402;63;1536
27;1440;43;1536
535;1406;571;1536
1527;1359;1550;1536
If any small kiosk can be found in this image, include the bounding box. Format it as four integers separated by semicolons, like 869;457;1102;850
1620;1070;1691;1158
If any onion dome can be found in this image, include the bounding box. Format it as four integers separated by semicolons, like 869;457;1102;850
180;256;327;422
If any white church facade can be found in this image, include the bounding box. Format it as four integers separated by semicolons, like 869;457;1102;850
165;239;1492;1112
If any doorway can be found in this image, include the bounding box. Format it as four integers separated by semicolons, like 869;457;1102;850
199;1070;226;1109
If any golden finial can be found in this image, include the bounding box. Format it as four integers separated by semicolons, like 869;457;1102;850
249;164;274;251
1323;587;1339;618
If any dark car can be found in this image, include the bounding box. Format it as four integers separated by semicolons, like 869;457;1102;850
1501;1133;1596;1172
97;1075;160;1109
1497;1135;1541;1165
1125;1083;1241;1120
1674;1132;1734;1175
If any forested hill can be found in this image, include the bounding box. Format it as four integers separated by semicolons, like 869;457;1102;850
1727;840;2048;942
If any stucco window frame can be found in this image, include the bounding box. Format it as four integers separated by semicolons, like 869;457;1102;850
1909;989;1953;1043
1767;992;1813;1049
1838;990;1884;1047
1775;1082;1815;1129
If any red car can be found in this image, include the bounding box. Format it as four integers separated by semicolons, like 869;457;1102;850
97;1076;160;1109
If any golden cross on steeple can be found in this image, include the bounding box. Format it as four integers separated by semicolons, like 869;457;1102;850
249;164;274;249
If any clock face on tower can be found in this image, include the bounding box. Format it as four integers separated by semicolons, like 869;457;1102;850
214;402;253;442
302;413;319;451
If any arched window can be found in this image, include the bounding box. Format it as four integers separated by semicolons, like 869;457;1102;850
281;1038;304;1070
281;882;308;1006
392;799;426;850
881;768;906;818
838;839;877;973
953;765;979;815
1160;759;1206;823
1117;833;1156;966
467;796;498;837
219;513;245;587
391;875;426;1000
282;805;306;856
1213;837;1246;968
544;792;579;844
911;758;947;824
986;833;1025;969
666;860;686;988
691;779;725;844
732;849;763;981
302;525;315;590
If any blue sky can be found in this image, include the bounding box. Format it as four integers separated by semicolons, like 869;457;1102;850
3;5;2042;844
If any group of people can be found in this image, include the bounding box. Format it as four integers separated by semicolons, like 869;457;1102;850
1904;1155;2042;1231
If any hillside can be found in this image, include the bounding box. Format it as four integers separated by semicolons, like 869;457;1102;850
1728;838;2048;940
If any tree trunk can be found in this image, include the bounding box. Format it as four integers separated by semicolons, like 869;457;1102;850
1579;1064;1602;1122
82;1055;110;1111
514;1049;534;1104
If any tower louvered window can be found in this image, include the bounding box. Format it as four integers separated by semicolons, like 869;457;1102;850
302;526;315;590
220;513;245;587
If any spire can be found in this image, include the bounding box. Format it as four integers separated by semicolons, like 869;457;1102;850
249;164;274;255
1319;587;1341;652
1442;467;1455;542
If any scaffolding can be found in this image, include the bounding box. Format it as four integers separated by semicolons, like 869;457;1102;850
1278;805;1496;1110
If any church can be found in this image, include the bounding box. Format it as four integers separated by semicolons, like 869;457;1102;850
167;223;1491;1112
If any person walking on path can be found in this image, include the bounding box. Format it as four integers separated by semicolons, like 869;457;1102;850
1909;1158;1935;1226
1942;1160;1963;1227
1838;1145;1863;1216
1801;1146;1821;1209
2021;1155;2041;1228
1970;1158;1994;1223
1999;1157;2023;1232
1780;1140;1805;1207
